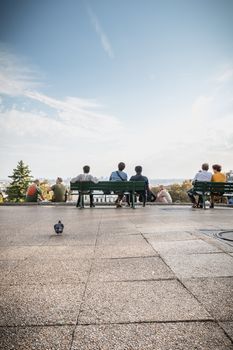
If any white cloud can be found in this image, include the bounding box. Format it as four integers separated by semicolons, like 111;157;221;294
0;48;42;96
87;4;114;59
217;68;233;82
0;49;122;145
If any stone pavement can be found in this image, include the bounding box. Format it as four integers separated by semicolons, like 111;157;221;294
0;205;233;350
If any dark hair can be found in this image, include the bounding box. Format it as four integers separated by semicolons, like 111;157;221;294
83;165;90;174
202;163;209;171
118;162;125;171
135;165;142;174
212;164;221;172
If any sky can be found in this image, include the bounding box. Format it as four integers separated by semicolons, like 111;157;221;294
0;0;233;180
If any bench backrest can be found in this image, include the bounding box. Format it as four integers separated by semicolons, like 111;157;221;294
70;181;146;192
193;181;233;194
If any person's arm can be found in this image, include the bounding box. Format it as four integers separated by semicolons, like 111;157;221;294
71;175;81;183
37;187;45;201
90;175;98;184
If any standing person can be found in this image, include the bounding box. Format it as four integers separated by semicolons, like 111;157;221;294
50;177;67;202
26;179;44;202
210;164;226;208
156;185;172;204
129;165;149;207
109;162;128;208
187;163;212;208
71;165;98;208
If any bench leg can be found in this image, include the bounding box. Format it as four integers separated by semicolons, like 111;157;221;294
203;194;206;209
132;192;135;209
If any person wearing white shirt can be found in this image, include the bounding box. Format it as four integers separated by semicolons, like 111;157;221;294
71;165;98;208
188;163;212;208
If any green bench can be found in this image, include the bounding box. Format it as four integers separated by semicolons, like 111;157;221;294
70;181;146;208
193;181;233;209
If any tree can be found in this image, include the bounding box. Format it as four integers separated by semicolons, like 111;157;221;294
6;160;33;202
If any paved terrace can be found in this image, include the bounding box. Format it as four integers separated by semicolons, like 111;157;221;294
0;205;233;350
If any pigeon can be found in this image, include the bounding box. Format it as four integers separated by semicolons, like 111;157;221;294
54;220;64;234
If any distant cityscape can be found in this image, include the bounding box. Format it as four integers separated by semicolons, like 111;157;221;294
0;178;186;195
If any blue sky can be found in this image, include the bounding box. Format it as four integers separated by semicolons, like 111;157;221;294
0;0;233;179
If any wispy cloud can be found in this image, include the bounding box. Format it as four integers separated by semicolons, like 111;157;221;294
86;4;114;59
0;48;42;96
217;68;233;82
0;48;122;145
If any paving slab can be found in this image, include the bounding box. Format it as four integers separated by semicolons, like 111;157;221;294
0;283;85;326
220;321;233;341
1;258;92;285
44;233;97;246
183;277;233;321
96;233;143;245
95;241;156;258
0;326;74;350
149;239;222;256
163;253;233;278
79;280;211;324
144;231;198;242
72;322;233;350
0;245;94;261
0;260;21;278
89;257;175;282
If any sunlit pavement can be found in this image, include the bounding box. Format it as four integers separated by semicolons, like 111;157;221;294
0;205;233;349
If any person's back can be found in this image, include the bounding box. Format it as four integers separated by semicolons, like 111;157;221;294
26;180;44;202
210;164;226;208
51;178;67;202
130;166;149;206
188;163;211;208
109;162;128;207
110;162;128;182
194;169;212;182
71;166;98;184
211;164;226;182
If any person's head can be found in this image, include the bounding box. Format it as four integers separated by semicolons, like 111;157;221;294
56;177;63;184
212;164;222;173
118;162;125;171
135;165;142;175
202;163;209;171
34;179;40;185
159;185;164;191
83;165;90;174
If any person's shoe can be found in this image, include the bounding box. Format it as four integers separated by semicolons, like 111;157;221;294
90;204;95;208
210;203;214;209
116;203;122;208
192;203;198;208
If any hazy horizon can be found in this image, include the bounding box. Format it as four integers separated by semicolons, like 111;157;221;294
1;0;232;179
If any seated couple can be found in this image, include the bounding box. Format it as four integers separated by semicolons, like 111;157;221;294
188;163;226;208
110;163;149;208
26;178;68;203
71;162;149;208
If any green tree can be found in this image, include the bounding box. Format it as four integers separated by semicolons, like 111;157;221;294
6;161;32;202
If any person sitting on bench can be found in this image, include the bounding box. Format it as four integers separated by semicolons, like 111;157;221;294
129;165;149;207
187;163;212;208
71;165;98;208
109;162;129;208
210;164;226;208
